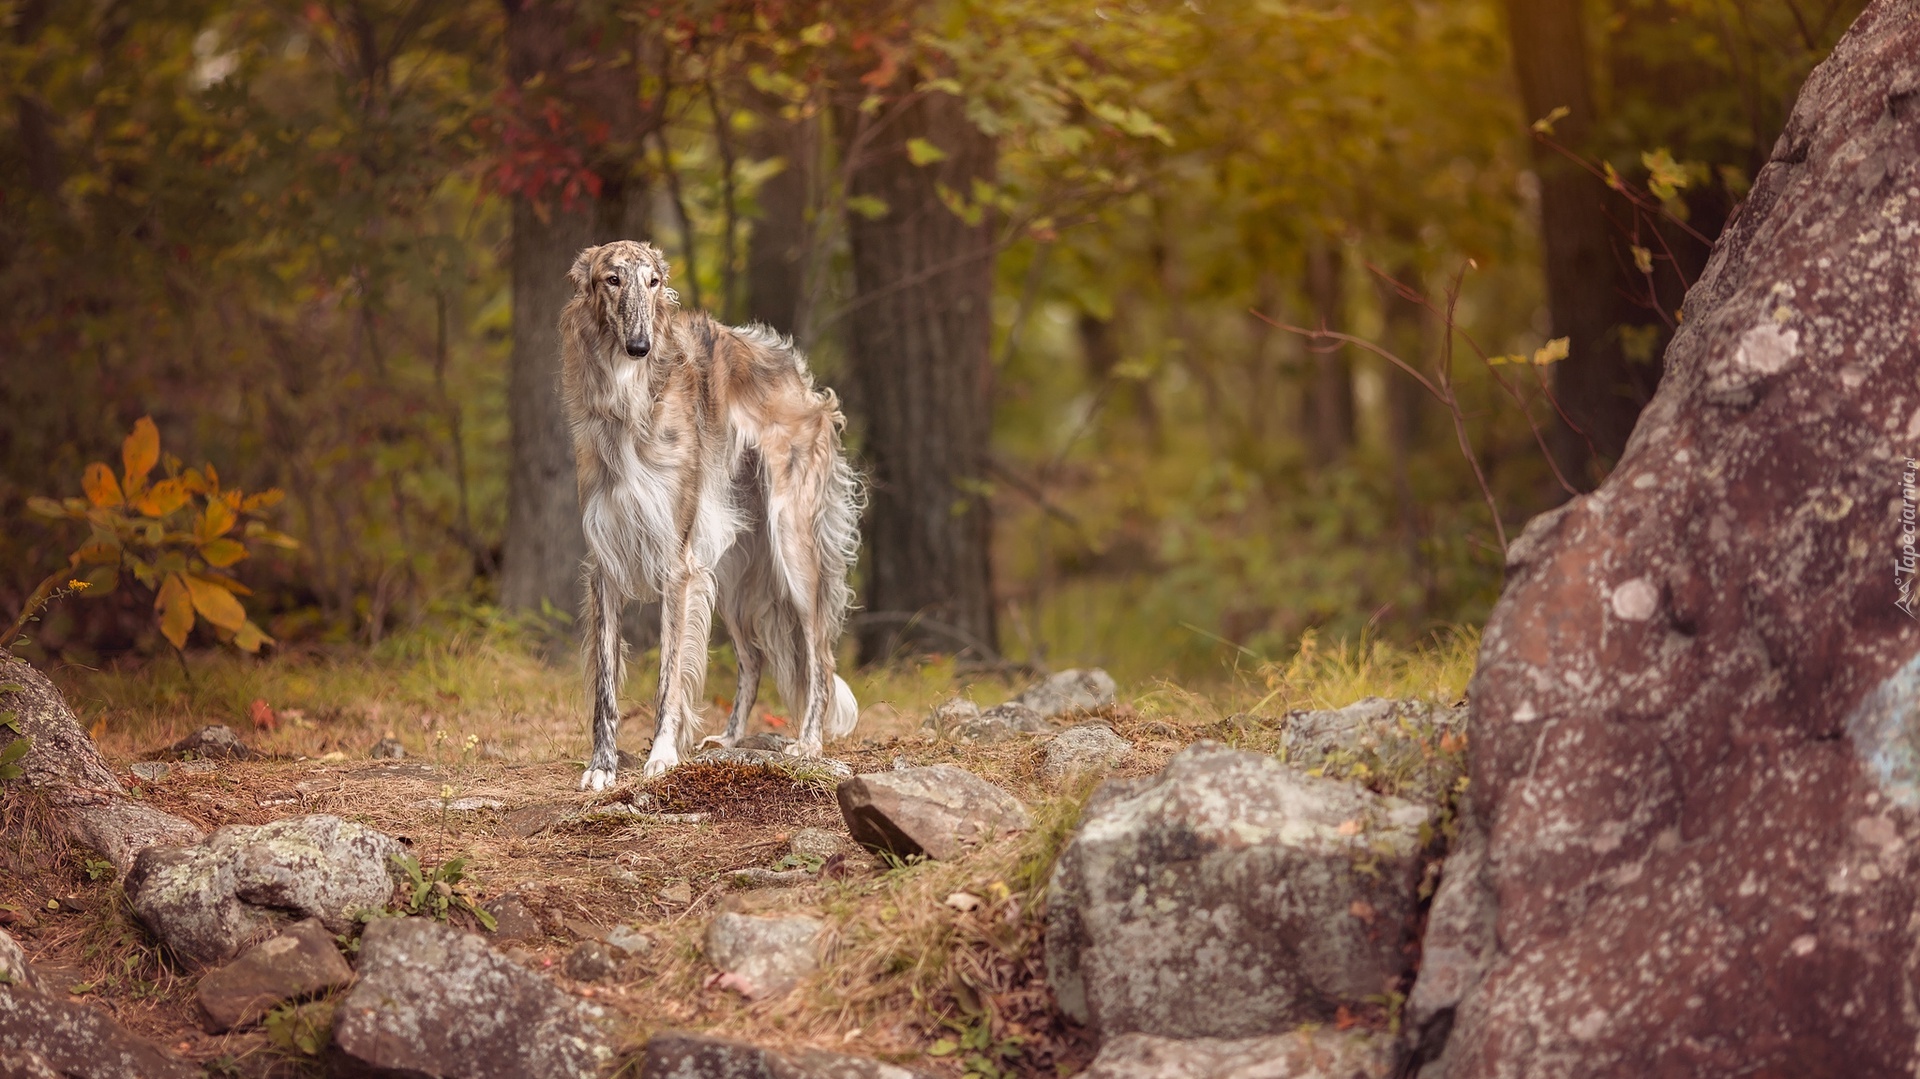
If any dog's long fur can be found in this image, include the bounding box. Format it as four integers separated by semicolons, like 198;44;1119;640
559;240;862;789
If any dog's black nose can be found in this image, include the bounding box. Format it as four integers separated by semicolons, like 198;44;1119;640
625;339;649;358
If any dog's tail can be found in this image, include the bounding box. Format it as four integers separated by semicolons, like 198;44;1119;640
827;674;859;740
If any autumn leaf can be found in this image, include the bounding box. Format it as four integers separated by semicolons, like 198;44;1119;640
198;538;248;567
83;462;124;508
906;137;948;166
136;477;190;518
184;574;247;632
233;621;271;654
199;498;236;542
156;573;194;649
122;417;160;489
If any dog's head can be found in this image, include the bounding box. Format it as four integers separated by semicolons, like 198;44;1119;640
567;241;677;359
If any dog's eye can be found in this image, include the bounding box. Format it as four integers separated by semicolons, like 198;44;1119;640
605;275;621;288
647;277;660;289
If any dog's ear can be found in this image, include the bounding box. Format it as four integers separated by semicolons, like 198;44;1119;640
567;246;598;293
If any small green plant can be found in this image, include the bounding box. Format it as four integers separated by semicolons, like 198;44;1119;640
391;852;497;931
82;856;116;883
264;998;336;1056
20;416;297;653
0;683;28;783
928;1011;1025;1079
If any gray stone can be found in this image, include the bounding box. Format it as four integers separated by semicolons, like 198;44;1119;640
641;1030;931;1079
0;927;32;990
605;924;654;957
1083;1030;1395;1079
958;703;1051;744
194;918;353;1031
124;814;404;967
787;827;853;862
369;738;406;759
737;732;795;752
1048;741;1429;1040
331;916;614;1078
691;747;853;781
1404;804;1493;1070
127;762;169;783
0;965;201;1079
704;912;824;999
1044;724;1134;785
563;940;622;982
1007;668;1118;718
483;894;543;944
836;765;1031;861
163;723;256;760
0;655;204;875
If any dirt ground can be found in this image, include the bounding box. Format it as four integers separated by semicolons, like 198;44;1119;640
1;692;1201;1078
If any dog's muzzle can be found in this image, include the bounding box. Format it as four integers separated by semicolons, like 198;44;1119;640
625;336;650;358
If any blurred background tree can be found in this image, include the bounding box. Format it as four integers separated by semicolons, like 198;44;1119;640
0;0;1865;679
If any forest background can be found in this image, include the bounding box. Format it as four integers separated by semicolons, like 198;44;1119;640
0;0;1862;684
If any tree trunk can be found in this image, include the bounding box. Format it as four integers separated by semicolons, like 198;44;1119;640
497;1;645;621
743;90;818;341
1504;0;1639;484
840;89;998;664
1305;237;1354;467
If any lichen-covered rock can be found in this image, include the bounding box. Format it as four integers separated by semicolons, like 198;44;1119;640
0;656;203;874
836;765;1031;860
1007;668;1118;718
1440;7;1920;1076
0;942;201;1079
1048;742;1429;1041
640;1031;932;1079
1403;803;1494;1069
1082;1030;1396;1079
161;723;256;760
1044;725;1134;786
331;916;614;1079
689;747;853;780
704;912;824;998
125;814;403;967
1283;698;1465;805
195;918;353;1032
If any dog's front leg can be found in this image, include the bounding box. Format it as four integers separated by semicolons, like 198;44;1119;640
644;555;718;779
580;563;625;791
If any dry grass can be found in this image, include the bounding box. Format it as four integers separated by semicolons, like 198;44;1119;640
3;624;1479;1076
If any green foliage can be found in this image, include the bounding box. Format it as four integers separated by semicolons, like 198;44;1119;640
23;418;294;653
0;683;27;783
391;852;497;932
263;998;336;1057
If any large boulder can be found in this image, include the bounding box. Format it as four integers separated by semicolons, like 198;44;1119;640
0;928;201;1079
125;814;403;967
1048;742;1429;1041
1082;1030;1395;1079
330;916;616;1079
0;655;203;873
836;765;1030;860
1440;7;1920;1076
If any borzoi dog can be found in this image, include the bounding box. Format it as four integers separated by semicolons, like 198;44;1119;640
559;240;861;789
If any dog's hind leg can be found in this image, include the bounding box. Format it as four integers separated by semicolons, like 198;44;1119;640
580;562;626;791
702;595;761;750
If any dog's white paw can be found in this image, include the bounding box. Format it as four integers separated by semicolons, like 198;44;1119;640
580;766;618;791
783;739;823;758
697;734;735;750
641;751;679;779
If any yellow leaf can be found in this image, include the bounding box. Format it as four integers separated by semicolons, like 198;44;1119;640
1631;245;1653;275
136;478;190;518
156;573;194;649
200;498;236;542
906;137;948;166
1532;337;1571;366
122;417;160;488
83;462;124;508
1530;105;1570;135
233;620;271;654
240;488;284;512
69;540;120;565
198;538;248;568
185;574;247;632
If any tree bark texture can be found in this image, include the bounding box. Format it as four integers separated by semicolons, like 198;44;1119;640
840;89;999;664
1504;0;1641;483
1306;238;1354;468
743;91;818;341
498;1;647;619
